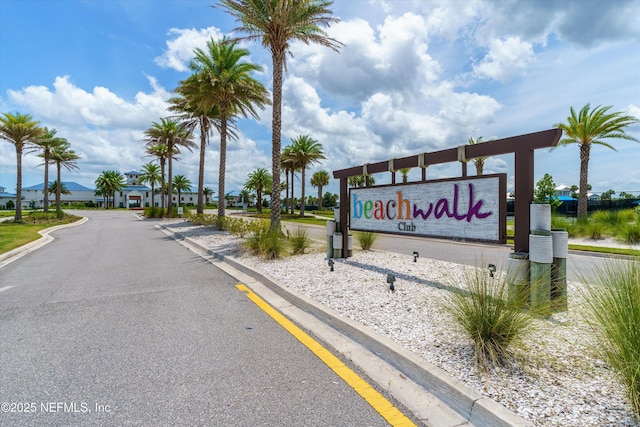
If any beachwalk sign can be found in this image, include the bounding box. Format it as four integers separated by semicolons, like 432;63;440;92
350;174;506;243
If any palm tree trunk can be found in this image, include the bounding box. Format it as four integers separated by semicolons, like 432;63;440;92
290;170;295;215
14;144;23;222
577;143;591;219
318;185;323;211
166;140;173;217
56;164;62;212
300;168;306;217
270;52;284;231
197;116;206;215
160;159;166;211
151;183;155;208
43;153;50;213
218;110;228;219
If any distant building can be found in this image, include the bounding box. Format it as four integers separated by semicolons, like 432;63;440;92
0;186;17;209
22;182;96;208
112;171;198;209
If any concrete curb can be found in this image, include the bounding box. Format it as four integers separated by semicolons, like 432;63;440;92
160;224;532;427
0;217;89;268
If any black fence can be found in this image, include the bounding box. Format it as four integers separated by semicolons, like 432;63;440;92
507;198;639;217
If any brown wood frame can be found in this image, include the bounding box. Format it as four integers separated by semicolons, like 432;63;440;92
333;128;562;256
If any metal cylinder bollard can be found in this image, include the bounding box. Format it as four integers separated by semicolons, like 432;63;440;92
332;232;343;259
551;229;569;311
529;231;552;315
326;221;336;259
507;252;530;307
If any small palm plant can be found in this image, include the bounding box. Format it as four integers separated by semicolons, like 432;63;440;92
444;266;534;370
580;259;640;418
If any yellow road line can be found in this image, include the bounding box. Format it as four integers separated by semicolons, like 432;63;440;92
236;284;417;427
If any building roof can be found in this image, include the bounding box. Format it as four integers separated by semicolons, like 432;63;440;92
23;182;94;191
0;192;16;197
125;170;141;175
124;185;151;191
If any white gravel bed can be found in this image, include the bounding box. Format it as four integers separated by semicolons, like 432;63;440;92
167;222;635;427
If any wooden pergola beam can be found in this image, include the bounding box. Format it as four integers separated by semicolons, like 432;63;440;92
332;128;562;256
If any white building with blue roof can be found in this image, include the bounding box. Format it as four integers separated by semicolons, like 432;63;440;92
0;185;17;209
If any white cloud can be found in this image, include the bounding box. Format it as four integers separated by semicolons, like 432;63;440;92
473;37;535;82
7;75;170;129
154;26;224;72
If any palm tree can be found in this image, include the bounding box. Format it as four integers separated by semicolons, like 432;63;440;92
48;181;71;198
190;37;270;219
144;142;176;212
34;127;65;212
244;167;272;213
399;168;411;183
468;136;489;176
203;187;214;206
281;145;298;214
220;0;342;230
49;142;80;215
169;74;222;215
554;104;639;218
143;118;196;217
289;135;326;217
311;170;330;211
348;175;375;188
139;162;162;208
95;170;126;209
172;174;192;207
0;112;43;222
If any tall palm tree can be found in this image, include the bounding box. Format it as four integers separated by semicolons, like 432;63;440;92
220;0;342;230
244;167;272;213
311;170;330;211
139;162;162;208
281;145;298;214
95;170;126;209
190;37;270;219
144;142;176;212
169;74;223;215
172;174;192;207
49;141;80;215
289;135;326;216
0;112;42;222
34;127;65;212
143;118;195;217
468;136;489;176
554;104;639;218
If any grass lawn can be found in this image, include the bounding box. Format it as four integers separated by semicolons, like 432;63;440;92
0;214;82;254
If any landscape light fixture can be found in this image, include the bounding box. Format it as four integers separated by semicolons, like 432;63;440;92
328;259;335;272
413;251;419;262
488;264;496;278
386;274;396;293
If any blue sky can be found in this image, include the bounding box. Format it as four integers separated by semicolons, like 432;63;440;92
1;0;639;199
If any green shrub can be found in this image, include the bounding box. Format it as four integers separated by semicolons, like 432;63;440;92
356;231;377;250
591;210;614;225
617;209;638;224
585;221;605;240
550;214;571;230
620;223;640;244
144;206;164;218
289;227;310;254
580;259;640;418
444;267;534;370
246;228;285;259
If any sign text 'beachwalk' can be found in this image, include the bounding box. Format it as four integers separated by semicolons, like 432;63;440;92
349;174;506;242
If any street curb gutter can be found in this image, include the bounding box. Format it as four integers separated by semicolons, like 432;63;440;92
161;225;531;427
0;217;88;268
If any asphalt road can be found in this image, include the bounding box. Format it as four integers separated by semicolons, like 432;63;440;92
282;221;614;280
0;211;393;426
